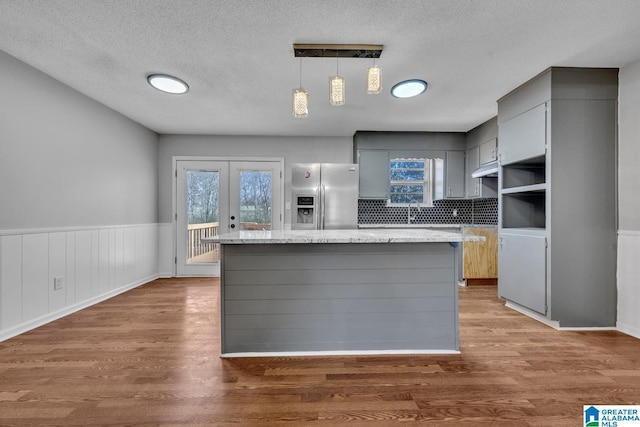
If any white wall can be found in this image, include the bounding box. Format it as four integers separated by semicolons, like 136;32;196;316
0;50;160;341
617;58;640;338
158;134;353;224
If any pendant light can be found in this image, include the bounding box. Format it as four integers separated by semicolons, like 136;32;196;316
366;59;382;94
329;56;345;106
292;44;383;110
292;58;309;118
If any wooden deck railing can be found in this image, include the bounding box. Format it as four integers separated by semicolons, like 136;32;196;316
187;222;219;261
187;221;271;263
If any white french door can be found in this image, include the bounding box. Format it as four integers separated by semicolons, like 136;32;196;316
176;159;282;276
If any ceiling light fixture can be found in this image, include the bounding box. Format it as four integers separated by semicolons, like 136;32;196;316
366;59;382;95
329;56;345;106
292;58;309;119
292;44;383;111
147;74;189;94
391;79;428;98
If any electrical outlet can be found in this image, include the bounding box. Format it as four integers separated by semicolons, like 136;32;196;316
53;276;64;291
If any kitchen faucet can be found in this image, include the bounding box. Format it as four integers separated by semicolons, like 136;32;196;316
408;199;421;224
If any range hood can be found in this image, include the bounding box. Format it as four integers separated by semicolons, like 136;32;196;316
471;162;499;178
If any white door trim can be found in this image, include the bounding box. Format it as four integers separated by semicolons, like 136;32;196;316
171;156;285;277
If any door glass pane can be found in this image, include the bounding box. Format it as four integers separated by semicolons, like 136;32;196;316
239;170;272;230
186;170;220;264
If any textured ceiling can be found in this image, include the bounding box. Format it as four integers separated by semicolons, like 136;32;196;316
1;0;640;137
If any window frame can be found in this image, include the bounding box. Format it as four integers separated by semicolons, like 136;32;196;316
387;157;434;207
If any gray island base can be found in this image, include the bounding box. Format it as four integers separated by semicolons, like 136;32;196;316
209;229;483;357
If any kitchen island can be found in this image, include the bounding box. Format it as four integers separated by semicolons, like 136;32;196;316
208;229;483;357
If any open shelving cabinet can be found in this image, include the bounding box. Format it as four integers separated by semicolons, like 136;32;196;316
496;67;618;327
500;155;546;230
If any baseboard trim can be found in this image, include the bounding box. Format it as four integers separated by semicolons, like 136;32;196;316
0;274;159;342
220;349;461;358
504;300;560;329
617;322;640;339
505;300;619;331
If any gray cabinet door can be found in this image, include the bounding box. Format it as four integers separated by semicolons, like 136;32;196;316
358;150;389;199
479;138;497;165
445;151;465;198
499;103;547;165
498;231;547;314
466;146;480;198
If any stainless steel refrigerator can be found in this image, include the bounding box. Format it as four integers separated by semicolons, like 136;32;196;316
291;163;359;230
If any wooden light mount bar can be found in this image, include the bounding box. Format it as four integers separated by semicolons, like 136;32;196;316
293;44;383;59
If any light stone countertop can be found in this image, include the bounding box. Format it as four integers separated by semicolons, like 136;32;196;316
358;224;498;229
206;228;485;245
358;223;463;229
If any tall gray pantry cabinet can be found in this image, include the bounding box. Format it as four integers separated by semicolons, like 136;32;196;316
497;67;618;327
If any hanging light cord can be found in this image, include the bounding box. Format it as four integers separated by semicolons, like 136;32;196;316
299;58;303;87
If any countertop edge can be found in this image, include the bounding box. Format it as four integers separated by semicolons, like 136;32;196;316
205;229;485;244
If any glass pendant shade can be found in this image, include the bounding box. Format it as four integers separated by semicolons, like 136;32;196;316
292;88;309;118
329;75;345;106
366;65;382;94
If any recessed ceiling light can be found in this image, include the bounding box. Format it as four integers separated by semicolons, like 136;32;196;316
391;79;428;98
147;74;189;94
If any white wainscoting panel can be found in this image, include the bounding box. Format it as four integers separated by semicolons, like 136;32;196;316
158;223;173;277
22;234;49;321
65;232;76;307
91;229;100;297
99;229;110;295
617;231;640;339
108;229;116;291
1;235;23;330
75;230;92;302
49;232;67;313
0;224;161;342
115;227;124;293
124;227;136;287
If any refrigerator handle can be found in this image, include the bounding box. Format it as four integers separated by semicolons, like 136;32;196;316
320;184;326;230
315;185;321;230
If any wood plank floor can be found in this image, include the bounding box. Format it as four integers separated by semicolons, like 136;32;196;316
1;278;639;426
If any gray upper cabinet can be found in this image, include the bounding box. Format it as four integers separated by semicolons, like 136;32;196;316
465;145;498;199
465;118;499;199
497;67;618;327
357;150;389;199
466;146;480;198
498;103;547;165
444;151;465;198
354;131;467;201
479;138;497;165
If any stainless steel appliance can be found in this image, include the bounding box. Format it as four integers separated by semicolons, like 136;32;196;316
291;163;359;229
